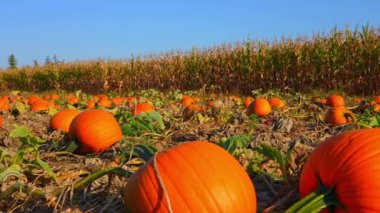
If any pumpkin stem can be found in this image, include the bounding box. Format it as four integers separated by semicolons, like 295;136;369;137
153;152;174;213
344;111;357;123
285;184;340;213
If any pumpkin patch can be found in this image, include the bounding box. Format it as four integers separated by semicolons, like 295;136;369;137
1;89;380;212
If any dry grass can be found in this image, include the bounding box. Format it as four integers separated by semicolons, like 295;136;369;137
0;26;379;95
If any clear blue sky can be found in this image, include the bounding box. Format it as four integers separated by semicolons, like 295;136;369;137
0;0;379;68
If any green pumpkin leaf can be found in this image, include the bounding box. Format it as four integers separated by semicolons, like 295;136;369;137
33;157;58;183
148;111;165;130
249;114;260;123
9;125;30;138
0;149;11;162
221;135;251;155
121;111;165;136
253;144;286;172
29;136;45;144
0;164;22;183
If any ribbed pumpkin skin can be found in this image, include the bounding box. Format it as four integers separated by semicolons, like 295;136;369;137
49;109;80;132
299;129;380;212
69;109;122;154
125;141;256;213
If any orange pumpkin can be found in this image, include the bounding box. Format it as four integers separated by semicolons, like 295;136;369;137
31;99;50;112
27;95;42;105
208;101;215;108
326;95;345;107
319;98;327;104
111;97;124;106
374;104;380;112
124;141;256;212
268;97;285;108
324;107;355;126
374;96;380;104
91;95;99;102
247;98;272;117
288;129;380;212
49;109;80;132
132;103;154;115
97;97;112;108
67;96;80;105
49;93;59;100
244;96;254;108
0;96;9;104
181;96;194;107
98;94;108;100
126;97;137;103
68;109;122;154
86;100;96;109
0;98;10;113
182;104;204;121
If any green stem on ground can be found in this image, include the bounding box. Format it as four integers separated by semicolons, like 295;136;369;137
0;167;129;199
71;167;129;190
285;185;340;213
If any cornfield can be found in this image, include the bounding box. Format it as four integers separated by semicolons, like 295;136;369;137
1;26;379;95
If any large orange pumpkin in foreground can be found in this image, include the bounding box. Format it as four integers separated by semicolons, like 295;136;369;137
287;129;380;212
124;141;256;212
68;109;122;154
49;109;81;132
